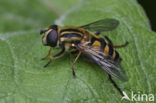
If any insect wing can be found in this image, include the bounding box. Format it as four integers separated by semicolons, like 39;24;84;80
76;43;128;82
91;54;128;82
80;19;119;32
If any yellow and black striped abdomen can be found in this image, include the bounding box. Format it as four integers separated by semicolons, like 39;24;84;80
89;37;121;62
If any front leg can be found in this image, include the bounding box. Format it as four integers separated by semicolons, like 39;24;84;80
44;47;65;68
41;47;52;60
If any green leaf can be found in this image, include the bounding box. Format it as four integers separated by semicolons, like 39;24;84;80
0;0;156;103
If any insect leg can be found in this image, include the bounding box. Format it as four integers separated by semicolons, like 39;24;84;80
108;74;124;96
72;51;82;77
43;47;65;68
113;41;129;48
41;47;52;60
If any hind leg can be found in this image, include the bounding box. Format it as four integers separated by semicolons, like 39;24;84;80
113;41;129;48
108;75;124;96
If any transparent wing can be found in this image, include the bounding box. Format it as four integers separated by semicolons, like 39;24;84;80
76;43;128;82
80;19;119;32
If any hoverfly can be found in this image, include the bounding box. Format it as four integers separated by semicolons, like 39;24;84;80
40;18;128;96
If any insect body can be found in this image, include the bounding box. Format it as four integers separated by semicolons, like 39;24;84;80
76;39;128;81
40;19;119;67
40;18;128;96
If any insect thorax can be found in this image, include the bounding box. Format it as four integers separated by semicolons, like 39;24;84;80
58;27;91;52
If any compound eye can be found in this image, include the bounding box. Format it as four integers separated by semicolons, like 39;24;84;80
47;30;58;47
